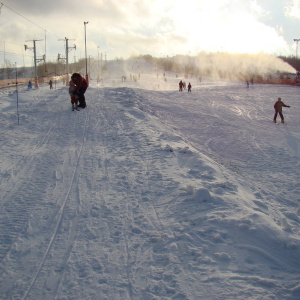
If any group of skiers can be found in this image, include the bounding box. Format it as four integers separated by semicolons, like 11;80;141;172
179;80;192;92
66;75;291;123
178;80;291;123
69;73;88;111
26;75;292;124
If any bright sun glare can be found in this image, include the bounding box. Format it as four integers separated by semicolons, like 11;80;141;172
162;0;290;55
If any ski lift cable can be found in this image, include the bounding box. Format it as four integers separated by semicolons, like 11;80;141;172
0;2;61;39
1;2;63;71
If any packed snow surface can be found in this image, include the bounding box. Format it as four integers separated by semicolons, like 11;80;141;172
0;59;299;299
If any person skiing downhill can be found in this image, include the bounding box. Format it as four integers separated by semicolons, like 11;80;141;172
71;73;88;108
273;97;290;123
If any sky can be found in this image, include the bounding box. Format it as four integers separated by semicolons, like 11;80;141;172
1;0;300;67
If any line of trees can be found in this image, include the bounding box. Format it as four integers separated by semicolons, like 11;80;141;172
278;56;300;71
1;53;299;81
0;58;87;80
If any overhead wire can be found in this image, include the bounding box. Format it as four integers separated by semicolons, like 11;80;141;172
0;2;64;68
0;2;61;39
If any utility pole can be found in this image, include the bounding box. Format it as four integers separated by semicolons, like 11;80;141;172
15;62;19;125
58;37;76;85
3;41;5;63
24;39;45;88
97;46;100;82
294;39;300;58
84;21;89;84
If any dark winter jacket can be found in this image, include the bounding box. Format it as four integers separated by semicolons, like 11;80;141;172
274;98;290;112
71;73;88;90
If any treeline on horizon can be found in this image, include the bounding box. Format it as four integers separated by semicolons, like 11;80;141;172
1;53;299;81
278;56;300;71
0;58;89;80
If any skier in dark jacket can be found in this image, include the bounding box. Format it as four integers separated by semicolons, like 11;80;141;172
273;97;290;123
179;80;183;92
71;73;88;108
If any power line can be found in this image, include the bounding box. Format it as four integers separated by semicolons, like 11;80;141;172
0;2;61;39
0;2;66;68
1;2;46;31
0;50;32;57
0;40;25;46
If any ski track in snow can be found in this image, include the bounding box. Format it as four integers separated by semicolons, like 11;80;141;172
0;59;300;299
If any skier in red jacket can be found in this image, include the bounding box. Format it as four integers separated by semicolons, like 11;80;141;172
273;97;290;123
71;73;88;108
179;80;183;92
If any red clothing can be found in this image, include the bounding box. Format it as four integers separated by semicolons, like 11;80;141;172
71;97;78;104
71;75;88;89
179;81;183;91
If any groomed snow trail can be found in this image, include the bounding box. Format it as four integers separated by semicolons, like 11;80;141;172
1;85;215;299
0;69;299;300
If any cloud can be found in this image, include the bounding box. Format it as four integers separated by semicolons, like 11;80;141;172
0;0;298;66
285;0;300;19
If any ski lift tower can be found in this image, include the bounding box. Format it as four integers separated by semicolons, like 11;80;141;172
24;39;45;88
58;37;76;85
